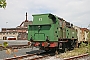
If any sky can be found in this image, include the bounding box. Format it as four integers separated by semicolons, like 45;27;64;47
0;0;90;31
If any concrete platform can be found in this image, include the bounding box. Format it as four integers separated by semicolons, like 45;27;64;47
0;40;29;45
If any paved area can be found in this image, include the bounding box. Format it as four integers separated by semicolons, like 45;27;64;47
0;40;29;45
0;40;90;60
0;47;39;60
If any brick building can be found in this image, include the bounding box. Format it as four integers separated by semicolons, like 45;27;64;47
0;12;32;40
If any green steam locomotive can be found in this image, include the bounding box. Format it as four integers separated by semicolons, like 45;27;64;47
28;13;77;52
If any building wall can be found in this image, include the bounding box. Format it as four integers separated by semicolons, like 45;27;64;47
17;32;27;40
1;28;27;32
85;31;88;41
80;28;89;42
24;21;32;27
0;32;18;40
73;26;82;43
0;32;28;40
0;13;32;40
0;27;28;40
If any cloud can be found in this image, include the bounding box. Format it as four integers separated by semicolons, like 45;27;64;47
0;0;90;31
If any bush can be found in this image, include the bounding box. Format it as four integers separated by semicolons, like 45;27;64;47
79;42;86;48
87;42;90;54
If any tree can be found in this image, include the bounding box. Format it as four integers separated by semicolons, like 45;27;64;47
0;0;6;8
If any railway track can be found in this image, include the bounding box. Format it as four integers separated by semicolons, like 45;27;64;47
4;51;50;60
4;53;89;60
63;53;89;60
4;50;89;60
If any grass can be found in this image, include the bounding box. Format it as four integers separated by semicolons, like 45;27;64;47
56;48;88;58
56;43;88;58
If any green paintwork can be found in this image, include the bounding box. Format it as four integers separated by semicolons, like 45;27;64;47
65;27;77;39
32;14;53;25
28;13;77;42
28;25;51;41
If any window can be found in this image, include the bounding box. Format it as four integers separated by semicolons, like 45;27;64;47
13;32;15;34
18;35;21;38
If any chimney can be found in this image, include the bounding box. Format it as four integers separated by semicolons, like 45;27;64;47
25;12;28;22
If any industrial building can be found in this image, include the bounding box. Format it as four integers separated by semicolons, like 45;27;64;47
0;12;32;40
74;26;89;43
